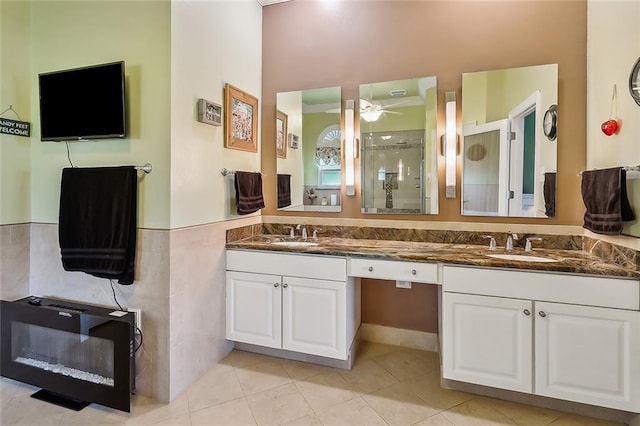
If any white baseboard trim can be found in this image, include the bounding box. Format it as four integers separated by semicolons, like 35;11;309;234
361;323;439;352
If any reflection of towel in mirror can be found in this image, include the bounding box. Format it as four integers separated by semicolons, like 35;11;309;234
277;174;291;208
543;172;556;217
59;166;137;285
234;171;265;215
581;167;635;235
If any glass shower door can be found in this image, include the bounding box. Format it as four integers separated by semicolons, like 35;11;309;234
361;130;424;213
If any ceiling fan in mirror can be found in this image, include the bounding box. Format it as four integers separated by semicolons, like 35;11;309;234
359;99;406;122
360;84;408;122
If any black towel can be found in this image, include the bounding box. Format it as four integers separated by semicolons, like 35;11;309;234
581;167;635;235
59;166;137;284
277;174;291;208
543;172;556;217
234;171;265;215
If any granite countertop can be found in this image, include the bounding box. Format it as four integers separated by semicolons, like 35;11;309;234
226;234;640;279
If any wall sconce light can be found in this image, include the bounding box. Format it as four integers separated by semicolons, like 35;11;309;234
344;99;356;196
441;91;458;199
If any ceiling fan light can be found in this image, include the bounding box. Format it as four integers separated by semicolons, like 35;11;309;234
361;110;383;122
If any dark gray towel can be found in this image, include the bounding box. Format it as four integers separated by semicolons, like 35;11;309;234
277;174;291;208
59;166;137;284
581;167;635;235
543;172;556;217
234;171;265;215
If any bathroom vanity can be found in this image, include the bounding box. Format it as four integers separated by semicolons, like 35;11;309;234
225;234;640;413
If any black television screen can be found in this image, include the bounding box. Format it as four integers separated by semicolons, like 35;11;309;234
39;61;126;141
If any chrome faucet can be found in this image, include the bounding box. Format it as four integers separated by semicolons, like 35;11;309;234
296;224;307;241
525;237;542;252
505;232;518;251
483;235;497;250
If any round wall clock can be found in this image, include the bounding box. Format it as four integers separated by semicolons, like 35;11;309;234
630;57;640;107
543;104;558;141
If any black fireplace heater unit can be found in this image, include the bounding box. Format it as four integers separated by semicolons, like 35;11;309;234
1;297;135;412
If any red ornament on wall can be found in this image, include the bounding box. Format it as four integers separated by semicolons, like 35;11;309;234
601;119;620;136
602;84;621;136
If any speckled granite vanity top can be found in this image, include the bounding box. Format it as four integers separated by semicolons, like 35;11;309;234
226;232;640;279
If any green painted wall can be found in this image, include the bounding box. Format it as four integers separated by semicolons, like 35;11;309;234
29;1;171;228
1;1;31;225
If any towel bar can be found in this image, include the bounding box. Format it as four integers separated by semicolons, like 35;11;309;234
221;168;262;176
578;166;640;177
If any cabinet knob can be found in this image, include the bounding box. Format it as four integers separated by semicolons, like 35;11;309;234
368;266;373;272
283;283;289;288
523;309;531;316
539;311;547;318
274;283;279;288
411;269;417;275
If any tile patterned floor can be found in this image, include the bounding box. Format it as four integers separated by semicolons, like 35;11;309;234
0;342;623;425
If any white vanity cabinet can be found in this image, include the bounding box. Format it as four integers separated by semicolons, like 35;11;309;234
226;250;358;360
442;292;533;393
226;270;282;349
534;301;640;411
442;265;640;412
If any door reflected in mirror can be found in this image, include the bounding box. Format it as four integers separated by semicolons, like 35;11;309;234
359;76;438;214
461;64;558;217
276;86;342;212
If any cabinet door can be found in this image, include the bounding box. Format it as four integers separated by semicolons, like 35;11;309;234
282;276;346;360
226;271;282;349
442;292;533;393
535;302;640;412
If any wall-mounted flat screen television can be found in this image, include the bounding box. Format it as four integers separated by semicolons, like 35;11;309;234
39;61;126;141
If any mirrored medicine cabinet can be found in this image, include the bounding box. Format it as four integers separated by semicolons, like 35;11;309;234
359;76;439;214
461;63;558;218
276;86;342;212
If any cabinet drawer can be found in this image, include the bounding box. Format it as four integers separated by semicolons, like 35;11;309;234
443;266;640;310
227;250;346;281
348;258;438;283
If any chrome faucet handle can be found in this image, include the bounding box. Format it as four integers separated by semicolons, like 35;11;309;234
482;235;497;250
285;226;295;239
312;228;321;241
525;237;542;252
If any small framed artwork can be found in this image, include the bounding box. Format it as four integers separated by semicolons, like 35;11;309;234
224;83;258;152
276;110;288;159
197;99;222;126
288;133;299;149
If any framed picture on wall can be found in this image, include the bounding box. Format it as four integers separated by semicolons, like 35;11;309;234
197;99;222;126
224;83;258;152
288;133;299;149
276;110;288;159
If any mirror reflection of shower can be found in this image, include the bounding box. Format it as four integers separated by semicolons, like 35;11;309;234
358;76;438;215
362;129;425;213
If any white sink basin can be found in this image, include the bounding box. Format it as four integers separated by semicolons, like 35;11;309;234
271;241;319;247
486;254;558;263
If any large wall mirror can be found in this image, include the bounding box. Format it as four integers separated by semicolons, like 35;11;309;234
276;86;342;212
359;76;439;214
461;64;558;217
